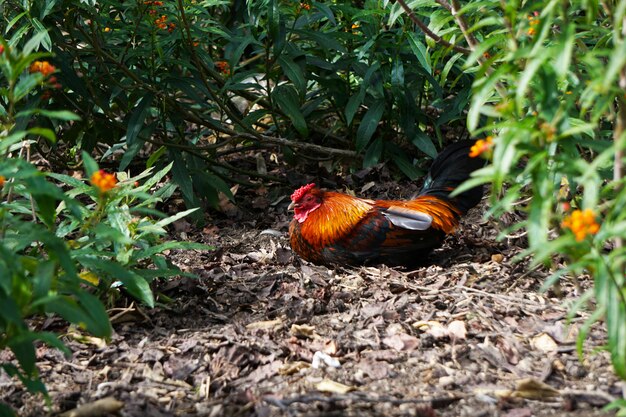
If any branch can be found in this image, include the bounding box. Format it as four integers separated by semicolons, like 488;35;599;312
395;0;472;54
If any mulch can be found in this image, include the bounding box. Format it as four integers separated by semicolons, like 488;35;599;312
0;182;618;417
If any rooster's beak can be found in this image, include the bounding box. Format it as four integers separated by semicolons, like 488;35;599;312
288;201;296;211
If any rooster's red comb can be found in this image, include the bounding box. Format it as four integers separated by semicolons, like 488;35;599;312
291;183;316;202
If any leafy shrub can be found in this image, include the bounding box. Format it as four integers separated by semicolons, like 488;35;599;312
437;0;626;399
0;35;209;415
3;0;472;211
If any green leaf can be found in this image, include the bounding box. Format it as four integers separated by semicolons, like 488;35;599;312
31;18;52;51
363;138;383;167
0;402;17;417
8;336;37;376
16;109;80;121
411;131;437;158
146;146;166;168
356;101;385;151
407;32;431;74
554;23;574;79
27;127;56;143
345;92;365;126
277;56;306;95
272;84;308;136
516;54;548;111
13;74;41;102
154;208;200;228
78;258;155;307
81;151;99;177
134;241;212;260
171;153;194;204
126;93;154;147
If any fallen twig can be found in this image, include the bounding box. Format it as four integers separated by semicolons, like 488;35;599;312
59;397;123;417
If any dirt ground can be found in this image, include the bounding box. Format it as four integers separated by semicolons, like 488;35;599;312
0;178;621;417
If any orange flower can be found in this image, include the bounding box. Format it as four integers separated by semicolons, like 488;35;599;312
527;13;539;36
90;170;118;193
168;22;176;32
561;209;600;241
0;45;4;55
215;60;230;74
298;2;311;11
29;60;56;77
469;136;494;158
0;176;5;188
155;15;168;30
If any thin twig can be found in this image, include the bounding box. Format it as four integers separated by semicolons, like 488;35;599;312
395;0;471;54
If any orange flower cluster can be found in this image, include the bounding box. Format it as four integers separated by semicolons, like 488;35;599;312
29;60;56;77
90;170;118;193
215;60;230;74
527;12;539;36
561;209;600;242
298;2;311;12
144;0;163;5
469;136;493;158
155;15;175;31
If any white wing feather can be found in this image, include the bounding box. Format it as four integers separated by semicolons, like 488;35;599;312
383;206;433;230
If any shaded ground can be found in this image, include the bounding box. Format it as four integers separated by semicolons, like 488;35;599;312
0;179;620;417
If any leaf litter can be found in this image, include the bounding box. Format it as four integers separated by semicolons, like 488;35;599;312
0;181;620;417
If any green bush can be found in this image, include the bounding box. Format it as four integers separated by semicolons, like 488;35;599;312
438;0;626;402
3;0;471;208
0;35;209;415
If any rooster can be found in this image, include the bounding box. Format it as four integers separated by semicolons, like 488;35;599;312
288;141;485;266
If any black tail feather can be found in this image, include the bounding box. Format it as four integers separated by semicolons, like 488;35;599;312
419;140;485;214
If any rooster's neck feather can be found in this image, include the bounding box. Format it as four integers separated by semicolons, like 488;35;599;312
300;192;373;248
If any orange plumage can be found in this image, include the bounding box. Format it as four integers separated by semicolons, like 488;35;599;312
289;141;485;266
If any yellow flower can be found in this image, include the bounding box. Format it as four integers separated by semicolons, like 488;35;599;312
469;136;493;158
90;170;118;193
561;209;600;241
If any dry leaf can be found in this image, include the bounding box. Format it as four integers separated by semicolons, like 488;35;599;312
59;397;123;417
447;320;467;341
491;254;504;263
413;320;448;339
291;324;317;338
315;379;354;394
513;378;559;399
311;351;340;369
67;330;107;349
382;333;420;351
279;361;310;376
246;318;283;331
531;333;558;353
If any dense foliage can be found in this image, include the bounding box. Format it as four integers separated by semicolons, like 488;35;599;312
3;0;626;414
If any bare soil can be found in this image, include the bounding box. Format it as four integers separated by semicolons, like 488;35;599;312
0;179;620;417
